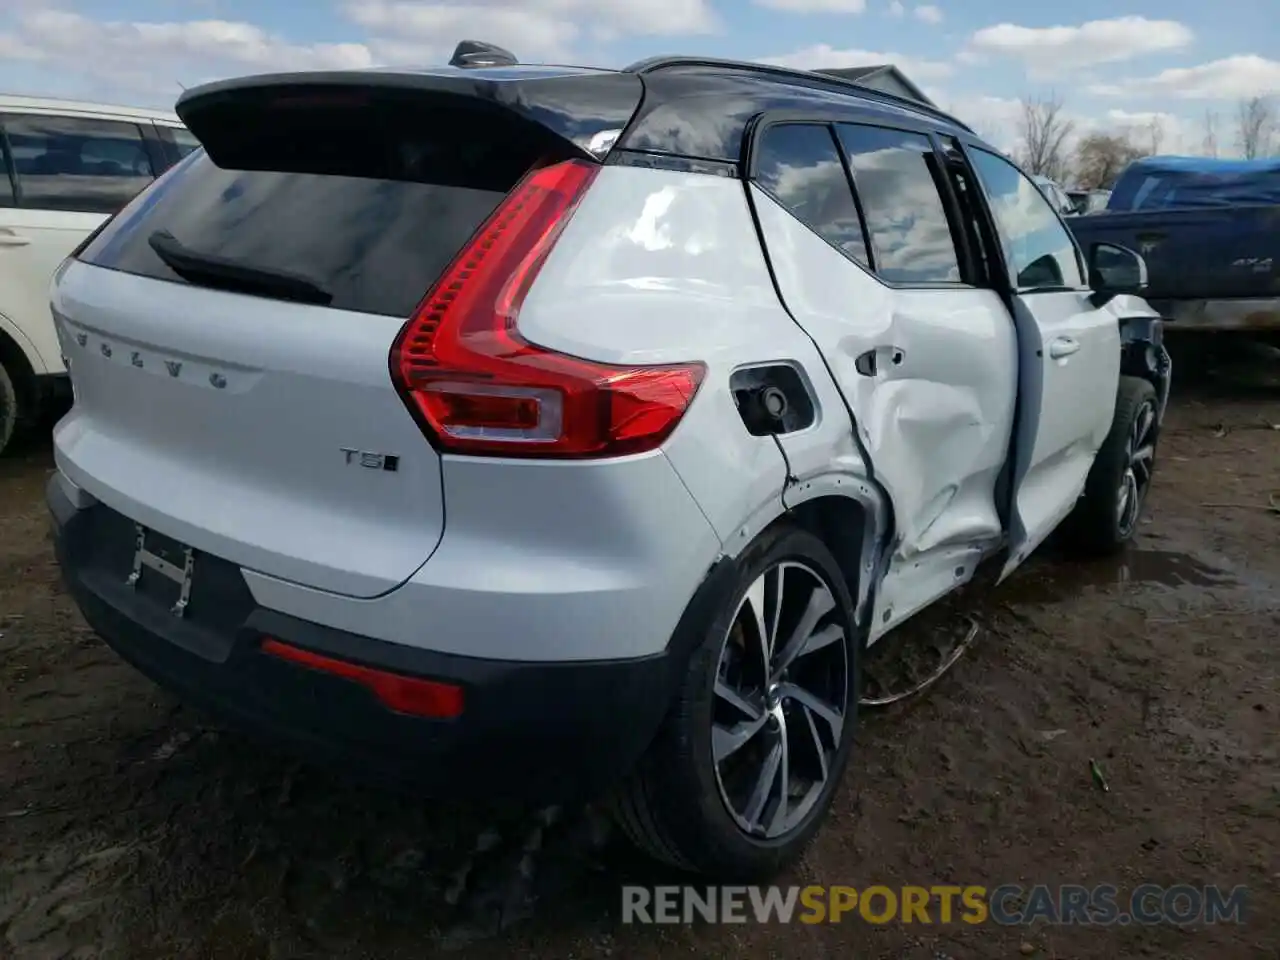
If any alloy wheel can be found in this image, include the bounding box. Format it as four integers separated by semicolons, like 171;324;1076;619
711;561;850;839
1117;399;1157;538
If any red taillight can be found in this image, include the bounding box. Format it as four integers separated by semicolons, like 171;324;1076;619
390;158;706;459
261;638;464;719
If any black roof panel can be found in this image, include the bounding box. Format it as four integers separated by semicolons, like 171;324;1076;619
614;58;971;163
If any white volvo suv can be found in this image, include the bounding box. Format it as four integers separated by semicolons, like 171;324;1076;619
0;94;200;454
46;50;1170;880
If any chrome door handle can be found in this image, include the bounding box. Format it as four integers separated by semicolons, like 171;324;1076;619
0;232;30;247
1049;336;1080;359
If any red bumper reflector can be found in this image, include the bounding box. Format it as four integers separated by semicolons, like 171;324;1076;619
261;638;464;719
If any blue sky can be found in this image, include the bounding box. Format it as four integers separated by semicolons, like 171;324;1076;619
2;0;1278;155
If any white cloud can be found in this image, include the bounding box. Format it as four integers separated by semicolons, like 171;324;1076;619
754;0;866;11
344;2;578;60
886;0;905;16
1103;109;1194;152
936;94;1023;149
1088;55;1280;100
0;32;41;60
765;44;954;80
1106;108;1175;126
0;1;721;105
935;94;1205;163
940;94;1093;154
967;16;1194;75
1;8;374;100
913;5;943;25
345;0;717;62
25;9;372;71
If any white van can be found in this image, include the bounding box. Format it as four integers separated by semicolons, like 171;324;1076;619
0;95;199;454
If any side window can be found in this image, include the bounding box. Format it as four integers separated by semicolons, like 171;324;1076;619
836;124;962;284
754;123;871;268
151;126;202;174
173;129;201;159
1;114;155;215
0;138;14;208
164;127;202;161
966;148;1085;291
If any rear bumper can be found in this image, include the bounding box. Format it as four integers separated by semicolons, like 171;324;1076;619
48;474;690;801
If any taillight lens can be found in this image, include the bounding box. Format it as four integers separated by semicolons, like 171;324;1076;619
390;159;706;459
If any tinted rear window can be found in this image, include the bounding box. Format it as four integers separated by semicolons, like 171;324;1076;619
78;101;549;318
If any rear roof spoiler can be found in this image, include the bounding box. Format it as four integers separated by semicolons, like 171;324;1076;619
174;66;643;164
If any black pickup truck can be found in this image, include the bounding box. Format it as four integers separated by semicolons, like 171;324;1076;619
1066;156;1280;341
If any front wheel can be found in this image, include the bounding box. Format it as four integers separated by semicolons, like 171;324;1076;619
1061;375;1160;556
612;524;860;880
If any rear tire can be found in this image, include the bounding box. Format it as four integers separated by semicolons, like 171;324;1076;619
1061;375;1159;557
0;358;26;457
612;524;860;880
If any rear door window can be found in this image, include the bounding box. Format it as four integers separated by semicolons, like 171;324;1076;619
78;104;538;318
2;114;155;214
753;122;873;269
836;124;962;284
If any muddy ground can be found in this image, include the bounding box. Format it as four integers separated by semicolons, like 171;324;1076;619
2;343;1278;960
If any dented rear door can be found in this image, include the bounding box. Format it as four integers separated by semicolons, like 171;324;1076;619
747;121;1019;571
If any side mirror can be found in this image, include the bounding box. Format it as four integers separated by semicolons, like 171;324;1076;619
1088;241;1148;307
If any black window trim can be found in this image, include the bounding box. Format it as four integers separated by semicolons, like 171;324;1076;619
933;133;1010;294
926;133;983;288
830;124;878;275
0;111;157;215
959;142;1091;296
744;110;977;292
136;122;169;178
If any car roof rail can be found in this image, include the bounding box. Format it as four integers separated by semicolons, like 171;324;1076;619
449;40;519;68
621;55;973;134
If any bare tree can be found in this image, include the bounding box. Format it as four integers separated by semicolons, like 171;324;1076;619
1236;96;1276;159
1202;109;1220;158
1017;93;1075;181
1145;116;1165;156
1074;133;1145;190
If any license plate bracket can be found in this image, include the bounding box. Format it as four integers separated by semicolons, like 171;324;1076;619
127;524;195;618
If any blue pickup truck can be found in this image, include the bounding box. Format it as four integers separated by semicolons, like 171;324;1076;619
1066;156;1280;341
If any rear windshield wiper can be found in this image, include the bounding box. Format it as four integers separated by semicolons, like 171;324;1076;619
147;230;333;306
